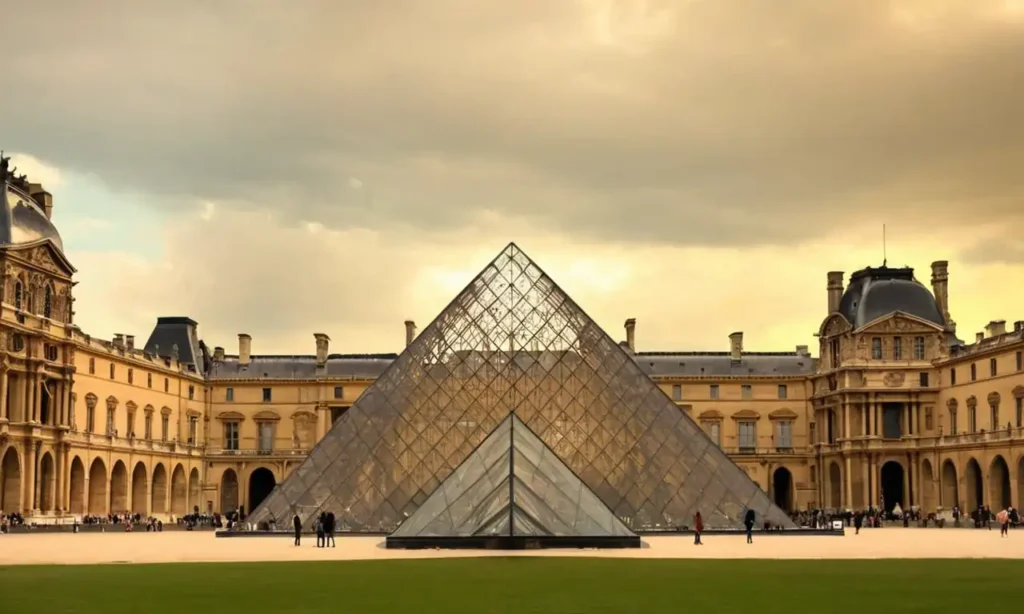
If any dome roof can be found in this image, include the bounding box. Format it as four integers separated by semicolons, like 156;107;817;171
2;180;64;253
838;265;944;329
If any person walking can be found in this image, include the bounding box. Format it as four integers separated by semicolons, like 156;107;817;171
743;509;755;544
325;511;336;547
853;511;863;534
315;514;324;548
293;514;302;546
997;509;1009;537
693;511;703;546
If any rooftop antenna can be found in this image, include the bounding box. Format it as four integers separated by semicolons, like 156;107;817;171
882;224;887;267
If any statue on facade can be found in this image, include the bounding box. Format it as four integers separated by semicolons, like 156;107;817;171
0;151;9;177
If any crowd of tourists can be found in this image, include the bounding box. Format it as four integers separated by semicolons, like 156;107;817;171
0;510;26;533
785;504;1020;533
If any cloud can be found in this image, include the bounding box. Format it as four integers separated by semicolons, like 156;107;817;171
1;1;1022;250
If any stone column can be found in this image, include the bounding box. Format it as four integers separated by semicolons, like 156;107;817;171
910;454;919;507
842;402;850;440
904;405;911;436
27;372;38;423
0;366;8;421
55;443;64;513
25;441;37;512
844;456;853;509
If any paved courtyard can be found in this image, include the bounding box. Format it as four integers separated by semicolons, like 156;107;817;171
0;528;1021;565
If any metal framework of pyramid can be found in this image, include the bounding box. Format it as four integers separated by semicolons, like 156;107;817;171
249;242;795;534
386;413;639;549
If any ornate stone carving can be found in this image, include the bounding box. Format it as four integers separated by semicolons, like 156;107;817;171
84;393;98;409
1013;386;1024;400
966;395;977;409
105;396;118;410
946;398;958;410
848;371;865;388
987;391;1001;406
883;372;906;387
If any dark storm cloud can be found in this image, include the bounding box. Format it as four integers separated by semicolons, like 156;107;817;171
2;0;1023;249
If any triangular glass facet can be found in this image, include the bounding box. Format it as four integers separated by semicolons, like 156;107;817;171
390;414;635;538
250;243;795;531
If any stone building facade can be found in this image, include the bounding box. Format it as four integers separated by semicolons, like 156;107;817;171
0;164;1021;521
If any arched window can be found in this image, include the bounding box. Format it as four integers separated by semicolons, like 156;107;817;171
43;284;53;318
14;281;22;310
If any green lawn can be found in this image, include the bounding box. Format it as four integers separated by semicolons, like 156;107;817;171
0;558;1018;613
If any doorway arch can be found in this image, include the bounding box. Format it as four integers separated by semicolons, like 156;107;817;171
964;458;983;509
221;469;239;513
989;455;1011;509
110;460;128;512
880;461;905;512
772;467;793;512
38;452;55;512
941;460;959;509
170;464;187;514
248;467;276;512
919;459;936;513
0;447;21;512
151;463;168;514
88;458;107;514
189;468;201;513
69;457;86;514
131;462;148;515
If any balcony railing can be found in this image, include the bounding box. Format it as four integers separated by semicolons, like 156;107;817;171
209;448;309;457
723;446;805;455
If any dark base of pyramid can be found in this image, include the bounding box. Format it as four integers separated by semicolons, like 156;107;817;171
385;535;642;550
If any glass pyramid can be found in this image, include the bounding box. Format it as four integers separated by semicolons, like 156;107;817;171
250;242;796;532
390;413;636;538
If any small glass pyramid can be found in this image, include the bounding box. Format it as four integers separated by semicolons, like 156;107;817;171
389;413;636;541
249;243;795;533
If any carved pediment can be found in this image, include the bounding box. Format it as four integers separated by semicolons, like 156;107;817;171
186;409;202;418
946;398;958;410
143;404;155;414
253;410;281;422
987;392;1001;406
769;408;799;420
859;312;943;335
1014;386;1024;400
125;400;138;411
966;395;977;409
105;395;118;409
217;410;246;421
160;406;173;416
697;409;724;421
818;314;852;338
9;243;76;277
731;409;761;420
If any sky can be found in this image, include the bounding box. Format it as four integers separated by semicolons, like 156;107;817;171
2;1;1023;355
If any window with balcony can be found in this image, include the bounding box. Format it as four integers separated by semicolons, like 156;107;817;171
709;384;719;400
671;384;682;401
262;387;272;402
225;421;240;450
871;337;882;359
968;405;977;433
188;416;198;445
970;363;977;381
738;421;756;452
775;420;793;450
127;408;136;438
950;368;956;386
893;337;903;360
161;415;169;441
334;386;345;400
948;405;958;435
106;408;115;436
990;400;999;431
226;387;234;402
778;384;788;400
144;413;153;440
258;422;274;453
989;358;998;377
741;385;752;400
913;336;925;360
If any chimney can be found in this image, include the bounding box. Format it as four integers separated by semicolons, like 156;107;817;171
238;333;251;366
314;333;330;367
624;318;636;352
796;345;810;357
975;332;984;344
28;184;54;220
404;320;417;347
729;331;743;361
213;346;225;361
113;333;124;348
827;271;844;314
1014;321;1024;333
125;335;135;351
931;261;950;325
985;320;1006;337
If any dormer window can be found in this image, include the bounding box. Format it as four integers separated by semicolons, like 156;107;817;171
871;337;882;359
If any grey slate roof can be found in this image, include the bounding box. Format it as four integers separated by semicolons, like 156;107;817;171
143;317;206;373
634;352;818;377
207;353;399;380
839;265;944;329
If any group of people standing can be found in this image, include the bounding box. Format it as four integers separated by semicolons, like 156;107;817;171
692;509;758;545
293;511;337;547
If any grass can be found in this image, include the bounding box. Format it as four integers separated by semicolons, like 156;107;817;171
0;558;1020;613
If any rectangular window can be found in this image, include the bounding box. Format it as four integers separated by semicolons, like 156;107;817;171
188;416;198;444
919;372;929;387
925;407;933;430
809;422;816;445
87;406;95;434
709;384;719;400
1016;397;1023;428
671;384;682;401
109;363;115;379
704;421;721;446
188;385;195;400
161;415;169;441
913;336;925;360
741;384;752;400
893;337;903;360
144;413;153;440
871;337;882;359
968;407;977;433
738;421;756;451
106;408;115;435
775;420;793;449
147;373;152;388
949;408;958;435
990;403;999;431
970;364;977;381
225;422;240;450
778;384;788;400
262;387;272;402
226;387;234;402
128;368;134;384
258;422;274;452
950;368;956;386
1017;351;1023;372
989;358;997;377
334;386;345;400
164;378;169;392
127;409;136;437
89;358;95;375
